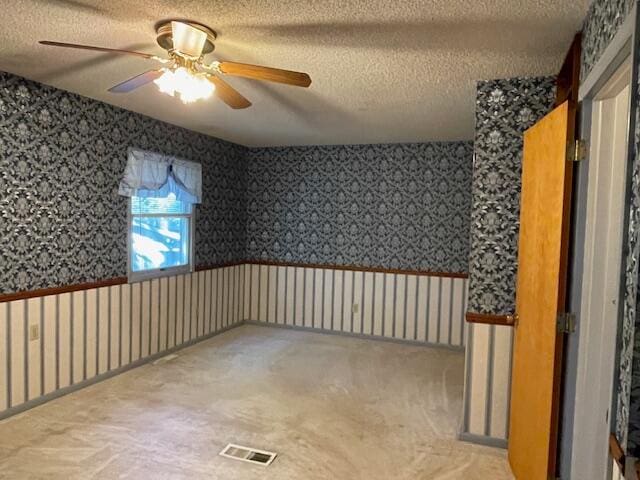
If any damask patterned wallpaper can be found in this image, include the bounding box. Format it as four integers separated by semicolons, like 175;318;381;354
0;71;247;294
625;63;640;451
244;143;473;273
466;77;556;315
1;71;473;296
619;3;640;454
581;0;635;82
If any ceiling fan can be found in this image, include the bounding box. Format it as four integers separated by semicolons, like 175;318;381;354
39;20;312;109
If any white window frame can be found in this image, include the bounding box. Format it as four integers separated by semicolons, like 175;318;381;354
127;196;195;283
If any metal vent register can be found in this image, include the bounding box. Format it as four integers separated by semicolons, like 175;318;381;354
219;444;277;466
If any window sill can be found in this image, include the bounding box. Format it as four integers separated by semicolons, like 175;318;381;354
128;265;192;284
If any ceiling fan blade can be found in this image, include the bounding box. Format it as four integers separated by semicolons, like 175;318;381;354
171;21;206;57
109;69;164;93
39;40;157;59
217;61;312;87
206;75;252;109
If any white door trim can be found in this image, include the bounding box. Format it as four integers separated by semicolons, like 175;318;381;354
580;3;636;102
570;55;631;480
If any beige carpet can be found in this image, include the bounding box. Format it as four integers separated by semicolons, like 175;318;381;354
0;325;512;479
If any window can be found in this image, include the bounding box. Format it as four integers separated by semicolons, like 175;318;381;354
128;192;193;281
119;148;201;282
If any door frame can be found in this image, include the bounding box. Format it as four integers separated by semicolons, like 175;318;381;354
571;55;631;479
559;4;638;479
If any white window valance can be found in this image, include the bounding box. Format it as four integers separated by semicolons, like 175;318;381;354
118;147;202;204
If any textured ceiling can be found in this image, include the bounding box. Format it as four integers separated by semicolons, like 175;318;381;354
0;0;590;147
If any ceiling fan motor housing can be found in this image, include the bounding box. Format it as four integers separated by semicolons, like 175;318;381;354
155;21;217;55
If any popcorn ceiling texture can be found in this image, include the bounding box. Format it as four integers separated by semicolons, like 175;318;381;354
0;0;588;147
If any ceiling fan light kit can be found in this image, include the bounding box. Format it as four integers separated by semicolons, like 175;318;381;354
39;20;311;110
154;67;215;104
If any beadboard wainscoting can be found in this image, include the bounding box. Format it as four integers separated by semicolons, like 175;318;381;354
460;323;513;447
0;265;246;418
243;263;468;349
0;262;468;419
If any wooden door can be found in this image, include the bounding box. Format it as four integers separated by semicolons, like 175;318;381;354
508;100;575;479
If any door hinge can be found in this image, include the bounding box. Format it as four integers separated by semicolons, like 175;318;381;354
567;139;587;162
557;312;576;334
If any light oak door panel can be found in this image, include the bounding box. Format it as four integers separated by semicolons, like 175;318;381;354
508;101;574;479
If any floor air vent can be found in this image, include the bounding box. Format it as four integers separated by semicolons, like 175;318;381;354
219;444;277;466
